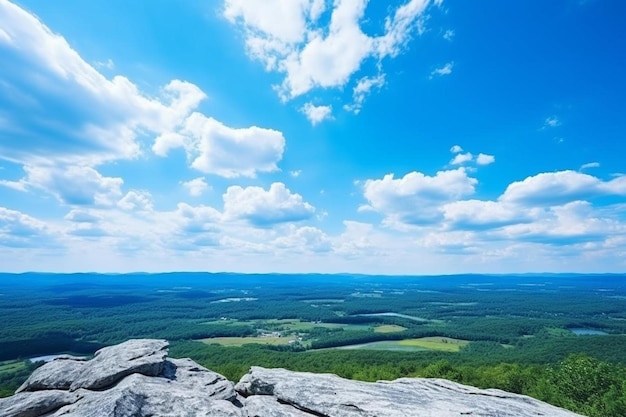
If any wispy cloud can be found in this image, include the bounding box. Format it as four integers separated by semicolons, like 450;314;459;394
580;162;600;171
543;115;561;128
430;61;454;79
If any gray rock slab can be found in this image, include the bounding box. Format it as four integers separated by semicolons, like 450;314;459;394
68;338;168;391
243;395;314;417
51;374;242;417
17;359;86;393
164;358;237;401
0;390;82;417
235;366;586;417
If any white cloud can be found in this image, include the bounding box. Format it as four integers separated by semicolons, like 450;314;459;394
0;0;206;166
430;61;454;78
344;73;386;114
0;206;52;248
443;29;455;41
22;165;123;206
290;170;302;178
300;103;333;125
543;115;560;128
450;145;463;153
64;210;101;223
181;177;210;197
118;190;153;212
450;152;473;165
154;113;285;178
580;162;600;170
173;202;221;241
442;200;533;230
496;201;623;246
225;0;436;106
94;58;115;70
500;170;626;206
273;225;332;253
362;168;477;225
223;182;315;226
476;153;495;166
0;2;285;184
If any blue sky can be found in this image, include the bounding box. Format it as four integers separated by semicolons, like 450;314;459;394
0;0;625;274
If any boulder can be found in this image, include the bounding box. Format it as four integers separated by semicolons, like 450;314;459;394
68;338;169;391
0;390;82;417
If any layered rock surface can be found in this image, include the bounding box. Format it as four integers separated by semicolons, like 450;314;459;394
0;339;585;417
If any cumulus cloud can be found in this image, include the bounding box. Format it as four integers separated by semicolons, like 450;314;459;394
225;0;436;107
450;152;473;165
0;0;205;166
450;145;463;153
362;168;477;225
476;153;495;166
0;1;286;184
174;202;221;238
447;147;494;166
430;61;454;78
273;225;332;253
223;182;315;226
300;103;333;125
0;206;52;248
442;200;533;230
22;165;123;206
154;113;285;178
118;190;153;212
181;177;210;197
496;201;622;246
500;170;626;206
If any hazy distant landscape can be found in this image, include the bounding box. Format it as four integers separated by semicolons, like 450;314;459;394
1;272;626;416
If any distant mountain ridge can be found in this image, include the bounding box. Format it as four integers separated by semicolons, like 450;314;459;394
0;339;584;417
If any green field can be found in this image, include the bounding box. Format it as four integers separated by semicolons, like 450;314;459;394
0;361;25;374
398;337;469;352
373;325;407;333
334;337;469;352
199;336;298;347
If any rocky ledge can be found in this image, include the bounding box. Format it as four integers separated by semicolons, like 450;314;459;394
0;339;584;417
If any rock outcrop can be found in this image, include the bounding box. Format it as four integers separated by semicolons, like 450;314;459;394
0;339;585;417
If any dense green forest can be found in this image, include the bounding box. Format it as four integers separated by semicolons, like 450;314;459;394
1;272;625;416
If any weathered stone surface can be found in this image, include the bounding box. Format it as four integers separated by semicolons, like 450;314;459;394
16;358;86;392
236;366;585;417
52;374;242;417
1;339;586;417
243;395;313;417
163;358;236;401
0;390;82;417
68;338;168;391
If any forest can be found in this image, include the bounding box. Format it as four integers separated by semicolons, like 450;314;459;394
1;272;625;416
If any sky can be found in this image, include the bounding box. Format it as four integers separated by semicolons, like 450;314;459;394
0;0;625;274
